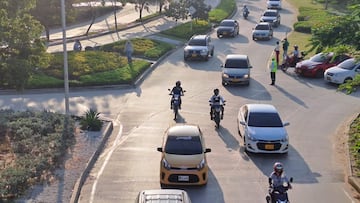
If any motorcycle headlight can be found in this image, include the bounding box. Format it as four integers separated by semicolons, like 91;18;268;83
197;158;206;170
162;158;171;170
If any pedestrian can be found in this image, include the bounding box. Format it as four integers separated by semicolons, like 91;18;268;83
269;57;277;85
124;39;133;64
274;41;280;66
282;38;289;59
73;39;82;51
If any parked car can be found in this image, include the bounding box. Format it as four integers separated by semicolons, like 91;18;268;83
184;35;214;61
157;124;211;186
237;104;290;154
324;58;360;84
295;52;351;78
221;54;252;86
217;19;239;38
267;0;282;9
260;9;281;27
252;22;273;41
136;189;192;203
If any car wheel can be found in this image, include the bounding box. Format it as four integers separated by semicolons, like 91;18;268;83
184;56;187;61
344;77;353;83
243;137;248;152
211;49;214;57
217;34;221;38
315;70;324;78
252;36;256;40
205;55;209;61
222;81;227;86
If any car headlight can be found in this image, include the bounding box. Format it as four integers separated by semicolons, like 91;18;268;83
197;158;206;170
247;134;258;141
162;158;171;170
281;136;289;142
307;65;317;69
222;73;229;78
243;74;249;78
184;49;189;54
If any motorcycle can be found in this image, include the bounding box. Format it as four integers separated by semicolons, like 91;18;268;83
243;10;249;19
168;89;184;120
280;51;306;72
210;101;225;129
266;177;293;203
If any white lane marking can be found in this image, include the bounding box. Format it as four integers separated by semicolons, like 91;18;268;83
89;123;124;203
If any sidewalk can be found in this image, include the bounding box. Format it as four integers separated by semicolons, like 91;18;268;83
46;0;221;53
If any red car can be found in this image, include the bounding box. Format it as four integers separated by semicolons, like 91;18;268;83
295;52;351;78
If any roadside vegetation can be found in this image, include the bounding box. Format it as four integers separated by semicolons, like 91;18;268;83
0;110;75;199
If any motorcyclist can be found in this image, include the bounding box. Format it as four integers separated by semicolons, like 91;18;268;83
170;81;184;109
242;5;249;17
268;162;292;203
292;45;300;63
209;88;225;120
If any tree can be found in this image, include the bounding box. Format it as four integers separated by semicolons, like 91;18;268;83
164;0;190;22
0;0;47;90
308;4;360;53
189;0;211;21
31;0;76;41
134;0;157;21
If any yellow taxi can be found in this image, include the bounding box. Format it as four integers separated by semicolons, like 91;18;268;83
157;124;211;187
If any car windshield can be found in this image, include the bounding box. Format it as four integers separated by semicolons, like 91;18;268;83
269;0;280;1
264;12;277;17
310;53;329;62
225;59;249;68
255;25;269;30
338;59;356;70
188;39;206;46
165;136;203;155
248;112;283;127
220;21;235;26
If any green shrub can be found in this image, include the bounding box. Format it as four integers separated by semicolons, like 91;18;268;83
161;20;212;40
0;110;75;198
294;7;335;33
294;21;312;33
208;0;236;23
80;109;103;131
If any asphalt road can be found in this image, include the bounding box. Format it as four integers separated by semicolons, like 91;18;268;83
0;0;359;202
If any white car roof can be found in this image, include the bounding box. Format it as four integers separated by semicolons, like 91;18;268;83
247;104;278;113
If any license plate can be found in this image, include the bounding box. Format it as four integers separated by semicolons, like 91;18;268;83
178;175;189;182
192;53;197;57
232;78;240;82
223;32;228;35
265;144;274;150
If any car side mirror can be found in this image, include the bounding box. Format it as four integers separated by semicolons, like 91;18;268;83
289;177;293;182
205;148;211;153
157;147;163;152
220;64;224;68
249;66;253;69
283;122;290;127
240;121;246;125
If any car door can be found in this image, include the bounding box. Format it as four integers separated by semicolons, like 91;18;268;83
238;106;248;137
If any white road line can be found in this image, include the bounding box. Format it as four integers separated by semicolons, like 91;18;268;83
89;123;124;203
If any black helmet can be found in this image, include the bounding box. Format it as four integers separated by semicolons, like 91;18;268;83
213;88;219;95
176;81;181;87
294;45;298;49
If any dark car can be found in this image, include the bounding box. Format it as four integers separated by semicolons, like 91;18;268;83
260;9;281;27
295;52;351;78
217;19;239;38
184;35;214;61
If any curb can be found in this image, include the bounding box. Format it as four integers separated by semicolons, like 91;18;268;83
70;121;114;203
349;176;360;194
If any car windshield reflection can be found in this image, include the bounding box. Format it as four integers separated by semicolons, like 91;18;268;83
248;113;283;127
165;136;203;155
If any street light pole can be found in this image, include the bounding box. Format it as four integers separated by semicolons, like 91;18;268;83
61;0;70;133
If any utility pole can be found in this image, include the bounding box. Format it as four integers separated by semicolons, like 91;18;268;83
61;0;70;136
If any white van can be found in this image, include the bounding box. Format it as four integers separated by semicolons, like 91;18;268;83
136;189;192;203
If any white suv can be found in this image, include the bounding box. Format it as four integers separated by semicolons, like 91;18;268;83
184;35;214;61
